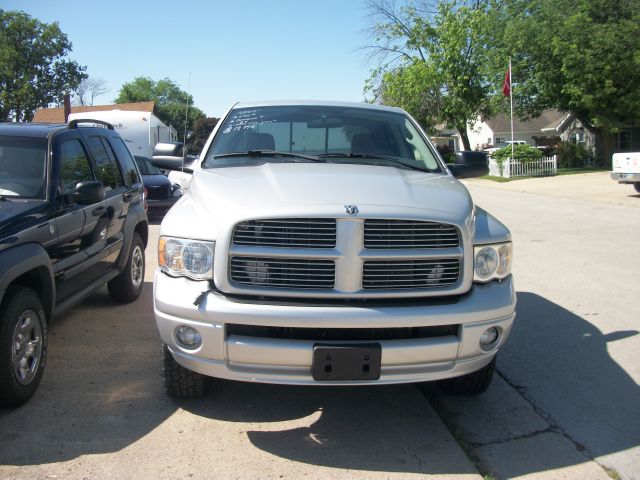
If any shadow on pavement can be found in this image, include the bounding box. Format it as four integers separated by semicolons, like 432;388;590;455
496;291;639;475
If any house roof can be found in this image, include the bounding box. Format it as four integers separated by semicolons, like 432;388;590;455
484;109;565;134
32;101;156;123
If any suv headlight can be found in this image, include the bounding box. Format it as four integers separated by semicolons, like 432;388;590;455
473;242;512;282
158;237;215;280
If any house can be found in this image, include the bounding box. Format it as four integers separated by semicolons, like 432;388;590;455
467;110;565;150
33;101;177;157
431;124;462;153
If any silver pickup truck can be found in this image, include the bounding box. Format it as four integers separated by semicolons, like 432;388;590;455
152;101;516;398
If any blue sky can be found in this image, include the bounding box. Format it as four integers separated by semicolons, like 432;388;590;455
4;0;377;118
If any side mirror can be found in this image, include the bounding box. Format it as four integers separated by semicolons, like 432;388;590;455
74;181;104;205
447;151;489;179
151;142;193;173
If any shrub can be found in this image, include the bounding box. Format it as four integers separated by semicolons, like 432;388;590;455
555;141;592;168
493;144;543;163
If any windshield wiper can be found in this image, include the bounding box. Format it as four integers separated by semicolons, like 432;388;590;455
317;153;434;172
211;150;323;162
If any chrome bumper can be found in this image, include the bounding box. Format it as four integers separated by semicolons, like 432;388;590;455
611;172;640;183
154;270;516;385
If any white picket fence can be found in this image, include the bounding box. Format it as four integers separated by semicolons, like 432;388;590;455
488;155;557;178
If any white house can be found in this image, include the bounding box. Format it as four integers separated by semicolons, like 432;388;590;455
467;110;565;150
33;101;177;157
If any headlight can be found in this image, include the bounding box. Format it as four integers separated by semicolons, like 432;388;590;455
158;237;215;280
474;242;512;282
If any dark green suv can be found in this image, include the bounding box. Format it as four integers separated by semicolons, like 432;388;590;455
0;119;148;408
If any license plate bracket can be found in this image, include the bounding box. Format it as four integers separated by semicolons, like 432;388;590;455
312;343;382;381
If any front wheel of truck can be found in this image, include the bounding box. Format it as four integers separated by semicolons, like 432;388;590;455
634;182;640;193
437;356;496;395
162;342;210;398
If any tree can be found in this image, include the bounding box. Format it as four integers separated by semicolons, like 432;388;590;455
0;10;86;121
495;0;640;166
364;0;498;150
186;117;219;155
115;76;205;138
74;77;108;106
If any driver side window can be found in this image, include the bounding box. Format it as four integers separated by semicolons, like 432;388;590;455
60;140;94;198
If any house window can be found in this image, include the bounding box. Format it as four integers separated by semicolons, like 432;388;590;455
617;131;631;152
495;137;504;145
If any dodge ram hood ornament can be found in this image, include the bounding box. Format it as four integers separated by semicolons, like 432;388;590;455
345;205;359;215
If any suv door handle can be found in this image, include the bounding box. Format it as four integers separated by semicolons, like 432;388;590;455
123;192;133;202
92;206;106;216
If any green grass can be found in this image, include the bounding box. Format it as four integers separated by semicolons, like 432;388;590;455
557;167;608;175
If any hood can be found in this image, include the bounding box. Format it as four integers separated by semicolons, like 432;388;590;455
0;200;48;238
161;162;474;240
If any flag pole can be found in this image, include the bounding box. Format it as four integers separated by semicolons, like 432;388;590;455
509;57;514;161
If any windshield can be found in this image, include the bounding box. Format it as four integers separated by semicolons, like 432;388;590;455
0;136;47;198
204;105;442;172
135;155;163;175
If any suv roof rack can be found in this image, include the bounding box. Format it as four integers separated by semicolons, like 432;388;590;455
67;119;114;130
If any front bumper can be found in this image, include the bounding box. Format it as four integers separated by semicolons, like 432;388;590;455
611;172;640;183
154;270;516;385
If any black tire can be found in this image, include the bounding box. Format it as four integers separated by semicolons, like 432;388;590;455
162;342;210;398
108;232;145;303
0;287;48;408
437;356;496;395
634;183;640;194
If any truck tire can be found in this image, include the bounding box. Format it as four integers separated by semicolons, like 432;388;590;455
162;343;210;398
108;233;145;303
0;287;47;408
634;183;640;193
437;356;496;395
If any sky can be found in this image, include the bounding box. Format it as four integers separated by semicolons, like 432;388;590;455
4;0;378;118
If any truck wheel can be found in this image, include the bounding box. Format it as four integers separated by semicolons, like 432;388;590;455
108;233;145;303
437;356;496;395
162;343;210;398
0;287;48;408
634;183;640;193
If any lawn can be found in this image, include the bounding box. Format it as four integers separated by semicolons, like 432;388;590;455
481;167;608;182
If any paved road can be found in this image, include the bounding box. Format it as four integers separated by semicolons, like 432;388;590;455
1;172;637;479
454;173;640;479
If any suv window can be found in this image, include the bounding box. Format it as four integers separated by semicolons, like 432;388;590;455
109;137;142;186
60;139;94;196
87;136;123;192
0;136;47;198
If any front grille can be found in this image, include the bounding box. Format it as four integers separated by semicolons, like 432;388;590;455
227;324;459;341
364;220;459;249
233;218;336;248
145;184;171;200
363;259;460;289
230;256;335;289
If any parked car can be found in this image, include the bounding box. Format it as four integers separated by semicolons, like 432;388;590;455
133;155;182;217
0;119;148;408
611;152;640;193
152;101;515;399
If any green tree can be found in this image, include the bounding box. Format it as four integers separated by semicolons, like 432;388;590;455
186;117;219;155
495;0;640;166
115;76;205;139
365;0;498;150
0;10;86;121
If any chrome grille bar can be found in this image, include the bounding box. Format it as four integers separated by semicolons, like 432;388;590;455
233;218;336;248
230;256;335;289
364;220;460;249
363;259;460;289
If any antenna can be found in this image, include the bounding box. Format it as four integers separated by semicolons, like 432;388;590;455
181;72;192;181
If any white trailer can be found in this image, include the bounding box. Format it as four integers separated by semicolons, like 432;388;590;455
68;109;176;157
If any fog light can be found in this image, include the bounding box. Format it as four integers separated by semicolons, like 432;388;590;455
175;326;202;349
479;327;499;347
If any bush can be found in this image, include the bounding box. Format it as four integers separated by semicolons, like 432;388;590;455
555;141;592;168
493;144;543;163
